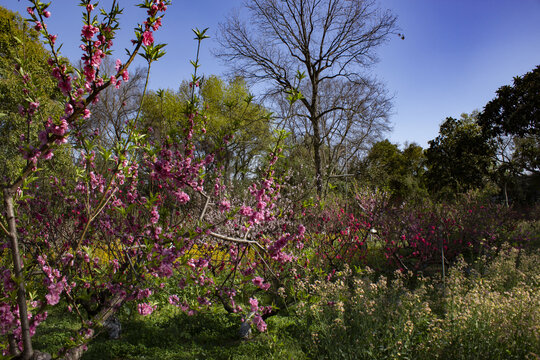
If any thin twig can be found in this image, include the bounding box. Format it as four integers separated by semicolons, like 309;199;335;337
199;192;211;222
0;218;9;236
393;252;409;273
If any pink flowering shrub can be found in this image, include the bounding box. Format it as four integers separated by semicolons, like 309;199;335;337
364;192;532;273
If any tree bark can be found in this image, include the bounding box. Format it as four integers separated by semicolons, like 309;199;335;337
4;189;34;359
312;119;323;196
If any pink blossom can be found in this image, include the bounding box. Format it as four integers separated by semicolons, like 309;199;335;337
43;10;51;18
90;49;104;66
219;199;231;213
42;151;54;160
28;101;40;114
137;303;155;316
252;314;267;332
298;224;306;237
109;259;120;273
197;296;211;306
150;206;159;224
137;288;153;299
45;281;65;306
174;190;190;204
84;65;96;82
168;295;180;305
152;17;162;31
38;130;48;145
81;24;98;41
64;103;74;116
0;303;17;334
115;59;122;71
122;69;129;82
252;277;271;291
147;4;158;17
58;77;72;96
239;205;253;217
249;297;259;312
50;118;68;136
51;67;62;80
252;277;264;287
142;31;154;46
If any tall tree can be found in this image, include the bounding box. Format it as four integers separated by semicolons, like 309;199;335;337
216;0;398;195
198;75;273;182
357;139;426;201
478;65;540;203
425;113;495;198
140;75;273;183
0;6;63;180
478;65;540;138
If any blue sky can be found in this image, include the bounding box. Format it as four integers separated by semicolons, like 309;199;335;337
3;0;540;148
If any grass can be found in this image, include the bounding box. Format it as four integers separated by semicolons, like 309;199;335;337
30;246;540;360
33;305;306;360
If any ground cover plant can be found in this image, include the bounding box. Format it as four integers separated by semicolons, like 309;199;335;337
0;1;539;360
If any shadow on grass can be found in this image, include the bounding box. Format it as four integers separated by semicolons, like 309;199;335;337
81;310;305;360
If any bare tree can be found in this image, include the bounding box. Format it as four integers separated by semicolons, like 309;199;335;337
216;0;398;195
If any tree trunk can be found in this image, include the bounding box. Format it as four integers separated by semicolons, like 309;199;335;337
312;119;323;196
504;181;509;208
4;189;34;359
311;75;323;197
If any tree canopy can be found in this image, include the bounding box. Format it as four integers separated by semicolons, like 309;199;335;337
478;65;540;138
425;113;495;198
0;6;64;180
357;139;426;201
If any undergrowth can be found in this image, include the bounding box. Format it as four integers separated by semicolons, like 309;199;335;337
31;246;540;360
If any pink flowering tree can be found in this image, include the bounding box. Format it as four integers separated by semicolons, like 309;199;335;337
1;1;306;359
1;0;169;358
